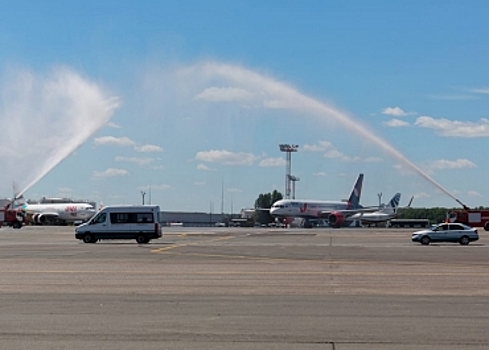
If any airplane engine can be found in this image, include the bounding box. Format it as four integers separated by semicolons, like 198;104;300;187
328;212;345;228
33;214;47;224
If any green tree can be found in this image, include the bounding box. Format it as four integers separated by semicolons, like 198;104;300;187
254;190;283;224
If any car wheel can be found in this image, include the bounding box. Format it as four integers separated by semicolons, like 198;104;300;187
136;234;149;244
484;222;489;231
83;234;96;244
420;236;430;245
459;235;470;245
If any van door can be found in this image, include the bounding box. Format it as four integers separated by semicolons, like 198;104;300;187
89;212;108;237
108;212;134;239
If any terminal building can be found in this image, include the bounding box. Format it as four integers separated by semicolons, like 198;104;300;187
161;208;256;227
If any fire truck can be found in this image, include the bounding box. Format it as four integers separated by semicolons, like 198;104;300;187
447;209;489;231
0;204;25;229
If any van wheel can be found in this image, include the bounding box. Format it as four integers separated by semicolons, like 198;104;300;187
83;234;97;244
484;222;489;231
136;235;149;244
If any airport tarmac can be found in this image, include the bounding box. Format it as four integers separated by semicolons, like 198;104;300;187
1;225;489;349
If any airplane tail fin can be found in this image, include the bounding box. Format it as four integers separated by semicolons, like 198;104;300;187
347;173;364;208
8;181;25;209
385;193;401;214
406;196;414;208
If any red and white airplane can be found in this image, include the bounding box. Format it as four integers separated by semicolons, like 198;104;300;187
21;202;96;225
269;174;381;228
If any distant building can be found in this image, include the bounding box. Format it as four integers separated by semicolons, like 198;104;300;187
160;211;227;227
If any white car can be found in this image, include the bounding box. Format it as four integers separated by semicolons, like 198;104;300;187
412;223;478;245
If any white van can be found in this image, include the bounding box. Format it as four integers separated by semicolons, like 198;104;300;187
75;205;162;244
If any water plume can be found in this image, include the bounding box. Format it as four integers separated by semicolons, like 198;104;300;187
181;61;462;206
0;66;120;198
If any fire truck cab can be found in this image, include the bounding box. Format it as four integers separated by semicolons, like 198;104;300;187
0;207;25;229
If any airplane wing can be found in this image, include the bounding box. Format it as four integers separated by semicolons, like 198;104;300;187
317;206;380;217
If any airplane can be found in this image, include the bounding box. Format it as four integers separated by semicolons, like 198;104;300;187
349;192;403;226
21;202;97;225
270;173;378;228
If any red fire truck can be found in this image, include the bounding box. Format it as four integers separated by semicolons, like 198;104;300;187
0;204;25;229
447;209;489;231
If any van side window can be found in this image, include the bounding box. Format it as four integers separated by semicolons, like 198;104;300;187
109;212;153;224
110;213;130;224
137;213;153;223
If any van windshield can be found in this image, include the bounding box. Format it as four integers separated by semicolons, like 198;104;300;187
92;213;107;224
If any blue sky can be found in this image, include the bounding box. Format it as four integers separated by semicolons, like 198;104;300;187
1;0;489;212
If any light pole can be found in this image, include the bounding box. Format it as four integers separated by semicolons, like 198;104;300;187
279;144;299;199
288;175;300;199
141;191;146;205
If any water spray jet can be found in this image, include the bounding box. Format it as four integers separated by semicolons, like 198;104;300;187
0;67;120;198
189;62;466;208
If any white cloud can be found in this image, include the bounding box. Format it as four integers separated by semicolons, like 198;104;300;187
194;87;253;102
115;156;155;166
227;188;243;193
134;144;163;153
259;157;286;167
94;136;136;147
304;141;376;163
468;190;482;197
138;184;171;191
263;99;302;109
469;88;489;94
303;141;334;152
414;192;431;199
429;158;477;171
197;163;216;171
428;94;477;101
383;119;410;127
312;172;327;177
364;157;383;163
93;168;129;178
415;116;489;137
381;106;416;117
194;181;206;186
196;150;257;165
106;122;121;128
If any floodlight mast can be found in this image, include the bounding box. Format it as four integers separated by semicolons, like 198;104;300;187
288;175;300;199
279;144;299;199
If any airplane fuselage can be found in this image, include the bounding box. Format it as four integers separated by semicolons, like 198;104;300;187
23;203;96;223
270;200;352;218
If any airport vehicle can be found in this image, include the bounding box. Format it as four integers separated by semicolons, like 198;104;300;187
270;174;378;228
75;205;162;243
349;193;401;226
411;223;478;245
447;209;489;231
0;206;25;229
388;218;430;228
22;202;96;225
